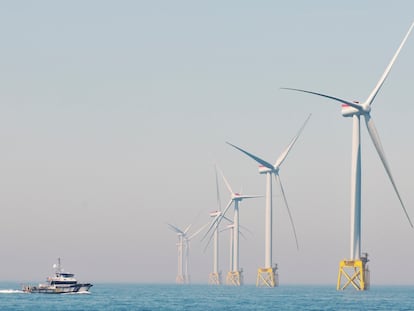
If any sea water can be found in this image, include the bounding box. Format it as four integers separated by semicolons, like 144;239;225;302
1;283;414;310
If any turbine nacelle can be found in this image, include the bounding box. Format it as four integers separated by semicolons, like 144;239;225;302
231;193;261;201
232;193;242;200
258;165;278;174
341;101;371;117
341;103;359;117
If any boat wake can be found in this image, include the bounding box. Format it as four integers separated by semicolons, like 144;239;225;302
0;289;25;294
62;290;91;295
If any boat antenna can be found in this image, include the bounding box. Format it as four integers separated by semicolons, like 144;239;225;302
53;258;63;274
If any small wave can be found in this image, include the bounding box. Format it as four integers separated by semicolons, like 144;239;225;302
0;289;25;294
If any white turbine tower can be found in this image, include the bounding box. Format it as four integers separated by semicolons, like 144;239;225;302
168;223;207;284
215;169;261;286
226;223;235;281
208;210;222;285
282;22;414;291
227;114;310;287
208;166;223;285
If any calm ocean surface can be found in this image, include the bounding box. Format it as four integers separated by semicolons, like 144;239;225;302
1;283;414;310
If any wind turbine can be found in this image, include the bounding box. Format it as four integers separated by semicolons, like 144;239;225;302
215;169;261;286
282;22;414;291
227;114;310;287
207;210;248;286
167;223;190;284
168;223;207;284
208;166;223;285
206;165;254;285
208;210;222;285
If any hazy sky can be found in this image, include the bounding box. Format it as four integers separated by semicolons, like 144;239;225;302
1;1;414;285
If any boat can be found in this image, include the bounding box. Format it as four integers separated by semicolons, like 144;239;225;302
22;258;93;294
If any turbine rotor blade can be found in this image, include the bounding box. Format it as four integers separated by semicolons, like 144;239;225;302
167;223;184;234
202;200;233;241
239;223;254;237
188;222;209;240
364;114;413;227
275;174;300;250
274;113;311;168
203;228;216;253
365;22;414;106
220;215;252;238
222;215;233;223
219;200;234;224
219;168;234;195
183;224;192;235
237;194;263;200
219;226;232;233
203;198;234;250
240;230;248;240
281;88;361;110
201;215;220;241
226;142;274;170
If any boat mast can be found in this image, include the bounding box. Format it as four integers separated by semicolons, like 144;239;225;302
54;258;63;274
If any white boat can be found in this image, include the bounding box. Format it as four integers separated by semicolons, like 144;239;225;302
22;258;92;294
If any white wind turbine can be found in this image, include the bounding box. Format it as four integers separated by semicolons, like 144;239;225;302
208;166;224;285
167;223;190;284
206;165;253;285
168;223;207;284
226;114;311;287
208;210;222;285
215;169;261;286
207;210;246;286
282;22;414;291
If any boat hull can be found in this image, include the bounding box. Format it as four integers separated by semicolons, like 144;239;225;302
23;283;93;294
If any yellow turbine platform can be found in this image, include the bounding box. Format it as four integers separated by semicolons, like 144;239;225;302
226;270;243;286
337;254;370;291
176;275;185;284
256;265;278;287
208;272;222;285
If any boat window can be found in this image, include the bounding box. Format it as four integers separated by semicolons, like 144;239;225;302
60;273;75;277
